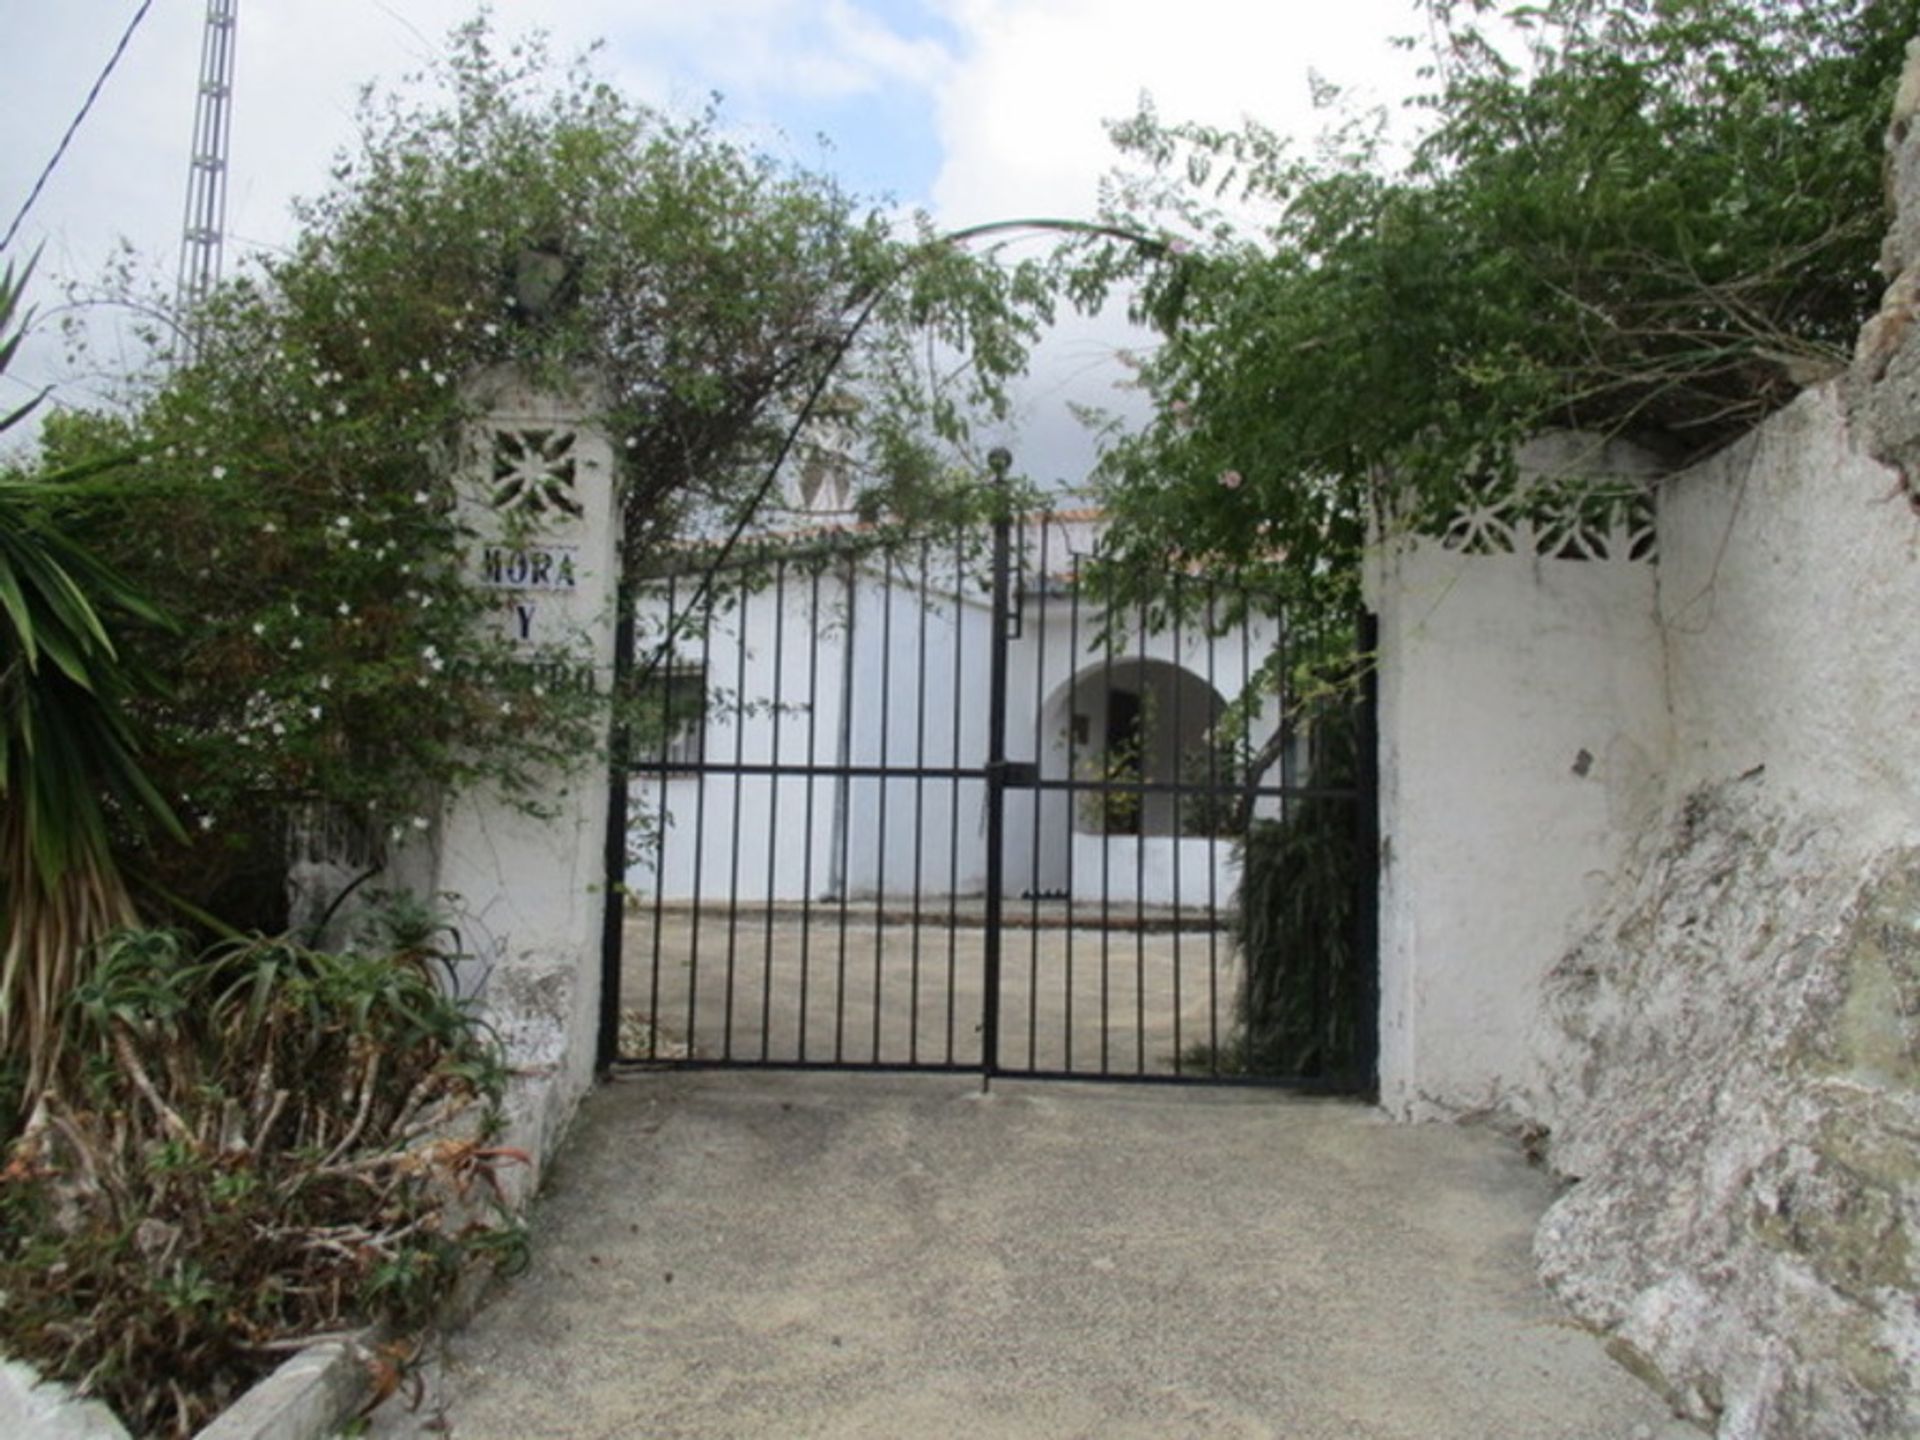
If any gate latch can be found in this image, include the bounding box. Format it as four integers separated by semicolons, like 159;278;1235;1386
992;761;1039;788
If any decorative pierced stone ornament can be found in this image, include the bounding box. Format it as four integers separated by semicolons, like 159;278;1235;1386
491;428;584;518
1440;474;1655;563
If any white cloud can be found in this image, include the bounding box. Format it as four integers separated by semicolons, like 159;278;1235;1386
926;0;1423;223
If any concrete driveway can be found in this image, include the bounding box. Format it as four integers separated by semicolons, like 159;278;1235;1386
368;1071;1691;1440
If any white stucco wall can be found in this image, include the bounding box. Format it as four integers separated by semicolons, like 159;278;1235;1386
1657;385;1920;842
1368;433;1670;1119
1371;398;1920;1124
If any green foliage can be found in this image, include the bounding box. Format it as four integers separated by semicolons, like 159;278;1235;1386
33;15;1053;928
0;258;182;1096
1226;688;1366;1081
1076;0;1914;630
0;921;515;1439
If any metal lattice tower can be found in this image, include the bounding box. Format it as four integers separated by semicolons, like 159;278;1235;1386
176;0;238;356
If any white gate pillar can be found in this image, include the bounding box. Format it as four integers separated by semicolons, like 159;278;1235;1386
433;368;619;1154
1365;434;1669;1120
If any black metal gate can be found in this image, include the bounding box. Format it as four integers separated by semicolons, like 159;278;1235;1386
605;478;1376;1089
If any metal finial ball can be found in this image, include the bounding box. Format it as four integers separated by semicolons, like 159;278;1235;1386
986;447;1013;476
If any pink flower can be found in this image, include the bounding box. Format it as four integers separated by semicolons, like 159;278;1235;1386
1219;469;1243;490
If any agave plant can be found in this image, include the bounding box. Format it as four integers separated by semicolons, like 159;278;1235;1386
0;255;181;1101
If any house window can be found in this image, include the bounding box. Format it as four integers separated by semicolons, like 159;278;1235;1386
636;661;707;773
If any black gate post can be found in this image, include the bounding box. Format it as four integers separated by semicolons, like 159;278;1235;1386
596;573;636;1072
981;447;1015;1088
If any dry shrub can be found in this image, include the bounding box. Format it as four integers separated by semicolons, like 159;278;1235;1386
0;925;523;1438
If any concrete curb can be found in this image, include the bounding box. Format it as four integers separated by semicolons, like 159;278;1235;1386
192;1338;377;1440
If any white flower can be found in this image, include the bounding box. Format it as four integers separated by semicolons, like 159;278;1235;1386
308;410;322;424
270;721;286;737
318;674;332;690
289;637;304;650
347;538;360;551
334;515;352;530
333;400;348;417
411;815;430;830
309;705;323;720
413;489;431;505
251;621;266;637
499;700;514;716
211;464;228;480
337;601;351;616
198;815;214;832
482;322;499;338
261;521;278;535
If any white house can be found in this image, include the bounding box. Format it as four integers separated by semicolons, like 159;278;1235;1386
626;503;1286;910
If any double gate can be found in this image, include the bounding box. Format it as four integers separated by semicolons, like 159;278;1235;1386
605;491;1376;1089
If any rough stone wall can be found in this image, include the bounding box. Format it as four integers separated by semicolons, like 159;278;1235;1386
1538;787;1920;1436
1528;53;1920;1436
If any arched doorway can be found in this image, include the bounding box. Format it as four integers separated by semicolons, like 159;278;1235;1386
1023;658;1234;902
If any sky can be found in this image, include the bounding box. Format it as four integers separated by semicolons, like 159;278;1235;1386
3;0;1430;482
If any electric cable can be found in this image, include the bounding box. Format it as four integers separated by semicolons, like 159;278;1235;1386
1;0;159;255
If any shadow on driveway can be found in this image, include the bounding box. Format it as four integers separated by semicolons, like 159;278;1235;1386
367;1071;1690;1440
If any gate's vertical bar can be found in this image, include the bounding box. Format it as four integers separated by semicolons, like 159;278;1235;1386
1170;571;1185;1075
833;551;857;1061
872;549;897;1061
1027;510;1051;1070
981;448;1015;1086
684;569;718;1052
1204;578;1221;1075
1133;575;1148;1075
1099;557;1116;1074
946;528;965;1065
797;562;824;1061
760;556;787;1061
909;539;931;1064
722;572;753;1060
646;573;680;1062
1064;547;1082;1074
1355;607;1382;1096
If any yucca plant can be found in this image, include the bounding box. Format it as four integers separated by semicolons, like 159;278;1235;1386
0;255;182;1105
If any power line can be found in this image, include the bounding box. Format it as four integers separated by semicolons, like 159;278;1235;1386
0;0;159;256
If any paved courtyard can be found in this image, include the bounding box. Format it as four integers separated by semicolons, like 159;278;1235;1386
621;906;1245;1076
367;1071;1692;1440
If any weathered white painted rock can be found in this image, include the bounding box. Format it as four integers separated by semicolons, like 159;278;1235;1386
1537;778;1920;1438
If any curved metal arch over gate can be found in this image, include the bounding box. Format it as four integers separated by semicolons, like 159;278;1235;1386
603;481;1377;1090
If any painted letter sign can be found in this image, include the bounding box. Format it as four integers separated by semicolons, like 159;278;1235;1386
480;543;579;592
